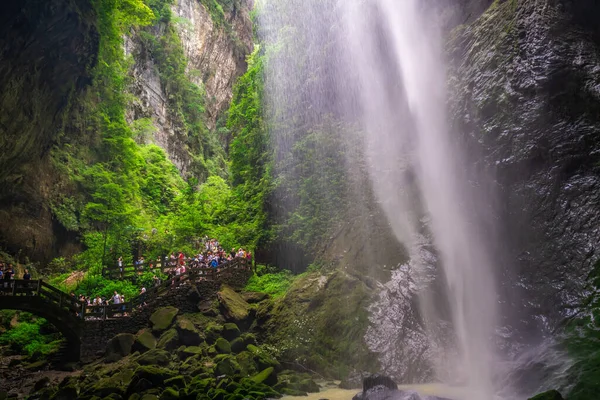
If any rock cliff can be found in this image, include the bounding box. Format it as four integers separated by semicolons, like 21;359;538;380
126;0;253;177
447;0;600;331
0;0;98;262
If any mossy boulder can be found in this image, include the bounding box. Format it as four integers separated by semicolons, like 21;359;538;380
140;395;159;400
125;377;154;398
218;285;250;323
205;323;224;344
53;377;79;400
230;337;245;353
159;387;179;400
250;367;277;386
150;307;179;332
137;349;170;366
235;351;258;376
215;338;231;354
134;365;176;386
214;355;241;376
528;390;564;400
246;344;280;370
175;318;203;346
89;368;134;397
157;329;179;351
177;346;204;360
242;292;270;304
105;333;136;362
163;376;186;390
133;330;157;353
222;323;241;341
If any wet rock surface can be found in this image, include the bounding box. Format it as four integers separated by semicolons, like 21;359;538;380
447;0;600;334
352;375;452;400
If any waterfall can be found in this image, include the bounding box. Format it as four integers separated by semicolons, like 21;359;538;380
257;0;507;398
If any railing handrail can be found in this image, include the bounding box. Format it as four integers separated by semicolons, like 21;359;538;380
1;257;251;322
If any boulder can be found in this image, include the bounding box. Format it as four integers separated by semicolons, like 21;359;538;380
175;318;203;346
236;351;258;376
251;367;277;386
89;368;134;398
205;323;224;344
242;292;270;304
230;337;245;353
222;323;241;341
177;346;204;360
157;329;179;350
164;376;186;390
134;365;176;386
246;344;280;370
352;375;452;400
133;330;157;353
32;376;51;393
215;338;232;354
159;387;180;400
215;355;241;376
528;391;564;400
217;285;250;323
137;349;171;366
150;307;179;332
105;333;136;362
198;300;219;317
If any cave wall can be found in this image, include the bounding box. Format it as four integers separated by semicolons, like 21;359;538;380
447;0;600;330
0;0;98;262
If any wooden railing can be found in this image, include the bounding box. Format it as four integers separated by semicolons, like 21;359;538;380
1;279;85;319
101;255;252;280
84;257;251;320
1;257;251;323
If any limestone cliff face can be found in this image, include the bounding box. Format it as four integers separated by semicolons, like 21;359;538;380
447;0;600;332
173;0;253;127
126;0;253;177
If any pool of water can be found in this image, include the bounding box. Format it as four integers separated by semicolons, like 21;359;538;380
281;383;472;400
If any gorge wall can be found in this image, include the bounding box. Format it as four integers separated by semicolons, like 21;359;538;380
0;0;253;264
447;0;600;332
0;0;98;262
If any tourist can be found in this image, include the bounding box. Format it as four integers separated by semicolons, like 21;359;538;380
139;287;147;307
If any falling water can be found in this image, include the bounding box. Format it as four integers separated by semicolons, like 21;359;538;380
342;1;500;398
258;0;505;399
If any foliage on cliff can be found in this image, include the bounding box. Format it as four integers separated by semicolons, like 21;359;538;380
44;0;262;273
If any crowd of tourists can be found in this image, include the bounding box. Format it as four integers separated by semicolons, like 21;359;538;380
111;237;253;279
80;237;253;318
0;262;31;294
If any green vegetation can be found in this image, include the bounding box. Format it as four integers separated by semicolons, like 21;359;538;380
0;312;63;358
244;265;294;298
563;260;600;399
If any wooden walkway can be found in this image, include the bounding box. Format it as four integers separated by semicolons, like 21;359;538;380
0;257;251;322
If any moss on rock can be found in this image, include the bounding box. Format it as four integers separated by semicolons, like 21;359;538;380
137;349;171;366
222;323;241;340
246;344;279;370
105;333;136;362
134;330;157;353
214;355;241;376
157;329;179;351
250;367;277;386
159;387;179;400
215;338;232;354
218;285;250;323
150;307;179;332
175;318;203;346
205;323;224;344
134;365;176;386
